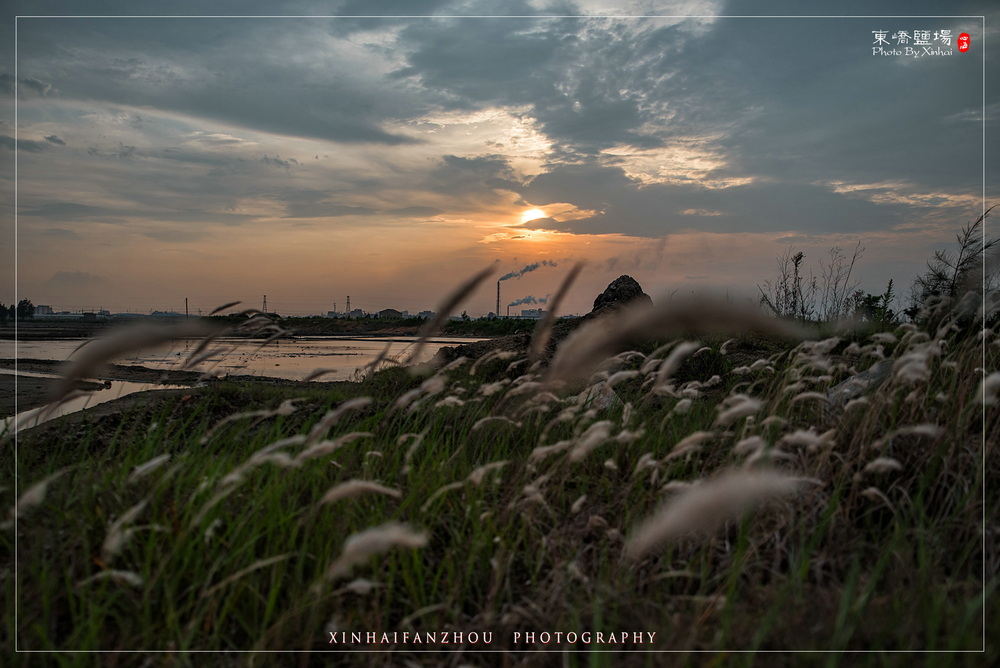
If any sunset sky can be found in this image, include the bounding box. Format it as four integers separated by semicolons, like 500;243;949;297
2;1;996;317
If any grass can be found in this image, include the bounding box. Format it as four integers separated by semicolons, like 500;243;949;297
1;297;997;667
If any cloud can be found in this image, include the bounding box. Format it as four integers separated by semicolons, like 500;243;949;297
40;228;81;240
20;202;112;219
142;229;208;243
0;135;48;152
5;3;997;317
261;154;298;169
46;271;107;288
7;75;53;97
87;143;142;160
12;19;423;146
389;14;703;156
19;200;256;227
423;154;523;198
385;206;443;217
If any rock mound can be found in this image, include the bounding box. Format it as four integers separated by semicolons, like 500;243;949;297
591;275;653;314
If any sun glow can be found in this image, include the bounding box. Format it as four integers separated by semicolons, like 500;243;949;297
522;208;546;223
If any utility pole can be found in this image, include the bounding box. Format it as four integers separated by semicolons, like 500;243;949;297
185;297;189;320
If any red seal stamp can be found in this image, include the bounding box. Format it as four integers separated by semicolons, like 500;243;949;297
958;32;970;53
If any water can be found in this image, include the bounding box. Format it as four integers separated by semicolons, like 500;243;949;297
0;336;482;382
1;335;484;429
1;368;194;432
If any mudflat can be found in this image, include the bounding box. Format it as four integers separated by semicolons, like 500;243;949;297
0;358;204;418
0;374;107;418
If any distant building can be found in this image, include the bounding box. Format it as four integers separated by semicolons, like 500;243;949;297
416;311;436;319
349;309;364;319
378;308;402;319
35;305;53;315
521;309;548;319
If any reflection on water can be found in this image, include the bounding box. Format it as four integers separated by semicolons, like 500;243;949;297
1;336;484;431
0;336;481;382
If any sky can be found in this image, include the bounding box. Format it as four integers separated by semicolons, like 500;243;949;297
1;1;997;318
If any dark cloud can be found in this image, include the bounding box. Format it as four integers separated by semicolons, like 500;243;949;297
44;134;66;145
0;135;48;152
389;5;996;199
13;75;52;97
391;15;682;155
521;162;637;211
261;154;298;169
423;154;522;200
13;17;423;146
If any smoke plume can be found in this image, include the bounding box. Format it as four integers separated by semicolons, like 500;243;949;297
508;293;552;307
499;260;557;282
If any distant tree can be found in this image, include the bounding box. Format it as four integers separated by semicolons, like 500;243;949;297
0;302;7;323
16;298;35;321
906;207;997;321
758;247;817;322
818;241;865;321
849;280;898;331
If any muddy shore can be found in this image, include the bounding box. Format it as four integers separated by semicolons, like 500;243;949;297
0;358;207;419
0;357;362;419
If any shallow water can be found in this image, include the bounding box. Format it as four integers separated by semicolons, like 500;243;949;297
0;335;482;382
1;368;194;432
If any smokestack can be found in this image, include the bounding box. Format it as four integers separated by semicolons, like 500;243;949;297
497;281;500;318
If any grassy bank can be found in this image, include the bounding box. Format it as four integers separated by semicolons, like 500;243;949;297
2;309;997;666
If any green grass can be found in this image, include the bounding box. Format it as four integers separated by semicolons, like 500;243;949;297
2;317;997;667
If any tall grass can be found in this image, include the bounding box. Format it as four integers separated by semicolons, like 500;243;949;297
2;277;996;666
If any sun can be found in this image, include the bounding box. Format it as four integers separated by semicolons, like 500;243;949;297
521;208;546;223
